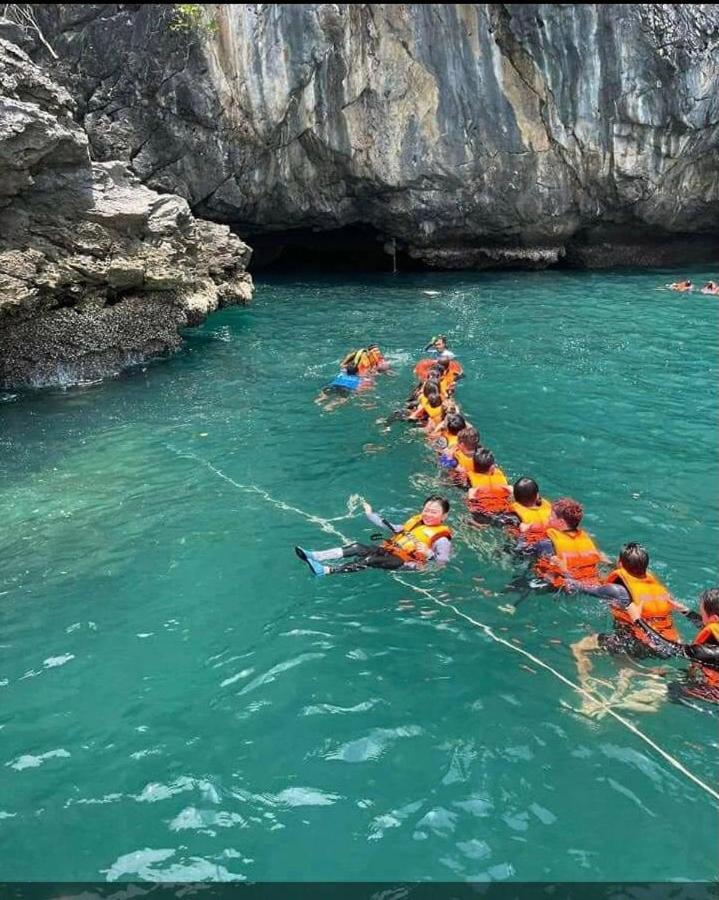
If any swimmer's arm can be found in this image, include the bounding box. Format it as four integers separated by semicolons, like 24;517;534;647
567;581;632;605
687;643;719;665
522;538;553;557
631;619;689;658
363;504;401;533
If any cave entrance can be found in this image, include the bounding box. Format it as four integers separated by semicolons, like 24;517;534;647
238;224;427;273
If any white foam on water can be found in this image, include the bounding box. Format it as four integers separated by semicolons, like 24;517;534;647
167;448;719;807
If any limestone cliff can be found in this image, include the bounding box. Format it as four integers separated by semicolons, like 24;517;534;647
0;33;252;389
35;3;719;268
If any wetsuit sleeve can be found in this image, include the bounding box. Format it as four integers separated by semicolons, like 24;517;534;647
633;621;689;658
365;510;401;533
687;643;719;665
576;582;632;607
432;537;452;565
519;537;553;556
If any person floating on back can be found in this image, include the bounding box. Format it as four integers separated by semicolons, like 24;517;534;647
529;497;607;590
295;496;453;576
340;345;390;375
701;281;719;295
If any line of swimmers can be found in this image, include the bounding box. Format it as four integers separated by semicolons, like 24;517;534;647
667;279;719;295
296;337;719;707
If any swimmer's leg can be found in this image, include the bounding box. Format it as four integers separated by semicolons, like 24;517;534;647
329;548;405;574
571;633;601;680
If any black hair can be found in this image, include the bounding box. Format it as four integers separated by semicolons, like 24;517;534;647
445;413;466;435
423;382;441;400
424;494;450;514
619;542;649;576
513;476;539;505
345;361;359;376
700;588;719;617
458;426;480;451
473;448;495;473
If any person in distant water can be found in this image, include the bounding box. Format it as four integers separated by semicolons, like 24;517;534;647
526;497;608;590
340;345;390;375
625;586;719;706
316;359;372;409
667;280;693;292
295;496;453;575
701;281;719;295
570;542;697;667
426;334;456;360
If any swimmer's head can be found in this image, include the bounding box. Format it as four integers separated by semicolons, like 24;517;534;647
423;384;442;405
513;476;539;506
345;361;359;376
473;448;495;474
445;413;466;435
457;426;480;453
619;542;649;576
422;495;450;525
551;497;583;530
434;358;450;372
699;588;719;622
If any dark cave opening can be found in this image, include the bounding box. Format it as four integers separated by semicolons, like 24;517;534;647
237;225;428;273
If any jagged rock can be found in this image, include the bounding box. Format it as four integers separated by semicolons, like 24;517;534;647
0;37;253;388
33;3;719;268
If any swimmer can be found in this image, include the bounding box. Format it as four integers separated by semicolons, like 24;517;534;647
316;360;372;409
430;412;467;455
701;281;719;295
295;496;453;575
466;448;511;520
527;497;608;590
425;334;456;360
570;542;696;668
407;383;445;428
340;345;390;375
666;280;693;292
624;587;719;706
442;425;481;484
504;476;553;545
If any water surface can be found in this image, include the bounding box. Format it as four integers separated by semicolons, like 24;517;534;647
1;269;717;881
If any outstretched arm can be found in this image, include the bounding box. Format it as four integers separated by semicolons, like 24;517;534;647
363;501;401;533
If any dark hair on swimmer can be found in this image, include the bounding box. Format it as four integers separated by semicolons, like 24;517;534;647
445;413;466;435
434;358;450;372
552;497;583;530
619;542;649;576
700;588;719;617
368;343;379;350
513;477;539;506
458;426;480;451
423;381;441;399
345;361;359;376
424;494;450;514
473;448;495;473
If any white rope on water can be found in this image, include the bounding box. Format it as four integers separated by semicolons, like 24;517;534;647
170;447;719;806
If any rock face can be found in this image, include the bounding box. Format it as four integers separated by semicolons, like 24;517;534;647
0;35;252;388
34;3;719;268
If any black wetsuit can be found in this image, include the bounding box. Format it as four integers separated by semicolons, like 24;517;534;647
330;543;407;574
633;620;719;705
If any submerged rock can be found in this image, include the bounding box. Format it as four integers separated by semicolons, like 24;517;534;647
0;35;253;389
32;3;719;268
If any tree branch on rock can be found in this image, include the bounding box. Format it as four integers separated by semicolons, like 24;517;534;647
2;4;58;58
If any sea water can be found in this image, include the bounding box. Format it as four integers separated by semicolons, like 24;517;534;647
0;269;717;882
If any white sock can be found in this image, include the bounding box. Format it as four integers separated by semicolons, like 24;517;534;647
312;547;343;562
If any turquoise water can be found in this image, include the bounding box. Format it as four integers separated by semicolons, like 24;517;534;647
1;269;717;882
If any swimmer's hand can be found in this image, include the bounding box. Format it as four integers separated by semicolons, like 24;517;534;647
626;601;642;623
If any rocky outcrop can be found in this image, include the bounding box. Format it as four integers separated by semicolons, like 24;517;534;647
33;3;719;268
0;35;252;388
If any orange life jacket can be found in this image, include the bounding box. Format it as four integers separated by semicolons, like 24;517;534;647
414;358;463;382
419;394;443;423
691;622;719;687
467;466;510;514
605;566;678;643
367;348;384;368
454;448;475;473
382;514;452;563
437;432;459;450
536;527;602;588
508;497;552;543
